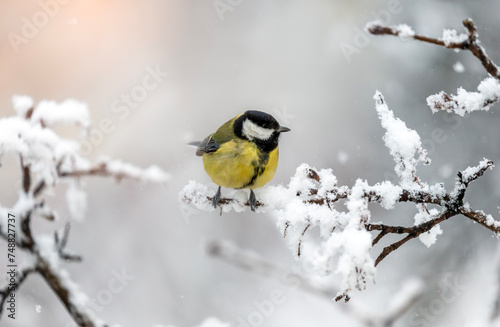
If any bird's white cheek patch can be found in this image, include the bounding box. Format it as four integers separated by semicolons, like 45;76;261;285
242;119;274;140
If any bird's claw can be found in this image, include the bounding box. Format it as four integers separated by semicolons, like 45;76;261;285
249;190;257;212
212;186;221;209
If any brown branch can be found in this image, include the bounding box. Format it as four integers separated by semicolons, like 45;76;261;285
367;19;500;80
297;224;311;257
59;163;112;179
36;258;101;327
460;207;500;234
54;224;82;262
33;180;46;198
20;210;35;249
20;156;31;194
373;210;456;266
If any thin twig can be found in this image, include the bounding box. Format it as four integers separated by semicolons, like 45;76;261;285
367;19;500;79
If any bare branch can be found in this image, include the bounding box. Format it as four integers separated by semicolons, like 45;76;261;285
366;19;500;79
54;224;82;262
460;207;500;234
20;156;31;194
36;258;102;327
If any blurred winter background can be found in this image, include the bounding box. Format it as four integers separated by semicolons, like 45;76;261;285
1;0;500;326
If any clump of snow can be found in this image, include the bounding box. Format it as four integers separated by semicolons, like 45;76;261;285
461;158;493;181
66;181;87;222
197;317;231;327
329;223;376;299
35;305;42;313
31;99;91;129
96;157;171;183
427;77;500;116
484;212;500;228
12;95;34;118
179;180;251;214
364;20;382;33
441;29;469;47
453;61;465;73
370;181;402;210
414;207;442;247
374;91;430;188
36;235;60;268
395;24;415;41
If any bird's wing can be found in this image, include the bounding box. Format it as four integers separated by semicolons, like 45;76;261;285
194;134;220;156
192;117;237;156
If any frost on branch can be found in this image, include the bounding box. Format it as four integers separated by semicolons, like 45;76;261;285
366;19;500;115
427;77;500;116
364;21;414;41
440;28;469;47
374;91;429;188
0;95;169;326
181;92;499;303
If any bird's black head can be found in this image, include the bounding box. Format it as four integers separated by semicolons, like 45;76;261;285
234;110;290;152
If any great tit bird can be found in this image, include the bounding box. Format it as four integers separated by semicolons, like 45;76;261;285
192;110;290;212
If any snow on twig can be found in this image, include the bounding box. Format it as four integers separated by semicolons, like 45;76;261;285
426;77;500;116
0;95;169;326
367;19;500;115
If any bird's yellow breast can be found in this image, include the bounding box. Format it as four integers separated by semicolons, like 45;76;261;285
202;139;279;190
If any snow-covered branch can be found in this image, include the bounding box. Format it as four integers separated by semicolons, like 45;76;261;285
426;77;500;116
366;19;500;116
0;96;169;326
181;93;497;302
365;19;499;79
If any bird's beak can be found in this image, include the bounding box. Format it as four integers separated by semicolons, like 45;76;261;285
277;126;291;133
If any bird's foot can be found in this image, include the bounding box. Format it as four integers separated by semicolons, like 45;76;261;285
212;186;221;209
249;190;257;212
